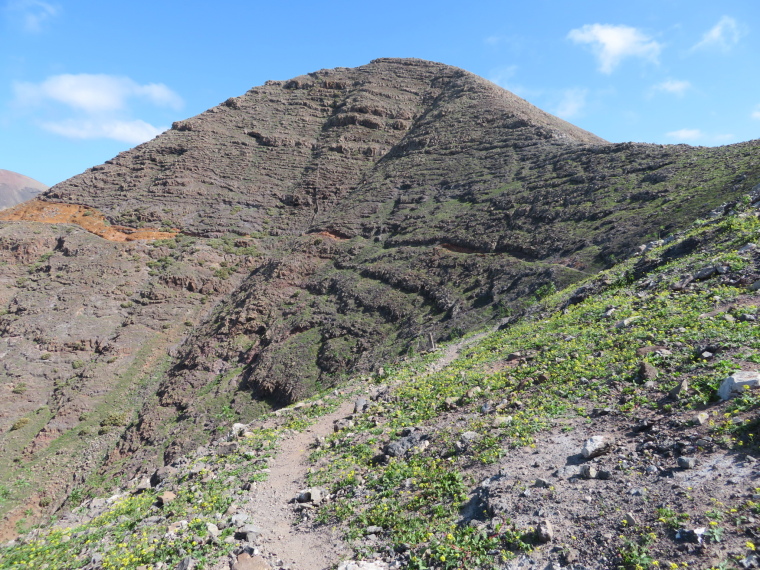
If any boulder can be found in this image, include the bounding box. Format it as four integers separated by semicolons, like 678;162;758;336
581;436;612;459
717;371;760;400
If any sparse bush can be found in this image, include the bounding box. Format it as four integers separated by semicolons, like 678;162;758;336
100;412;128;427
10;417;30;431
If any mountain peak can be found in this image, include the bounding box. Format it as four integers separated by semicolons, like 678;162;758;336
41;59;603;238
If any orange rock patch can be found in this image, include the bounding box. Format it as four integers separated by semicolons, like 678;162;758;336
0;199;178;242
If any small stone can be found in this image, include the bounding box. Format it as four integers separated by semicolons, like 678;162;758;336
677;456;697;470
365;525;383;535
536;520;553;543
236;524;263;542
230;512;249;526
694;266;717;280
217;441;239;456
157;491;176;506
534;478;551;488
615;316;641;329
669;379;689;399
695;412;710;425
749;280;760;292
151;466;178;486
444;397;458;410
492;415;513;428
232;553;271;570
623;512;639;527
296;488;325;503
718;371;760;400
581;436;612;459
134;477;151;493
466;386;482;399
205;523;219;537
461;431;480;442
639;361;659;381
579;465;598;480
175;558;197;570
354;398;368;414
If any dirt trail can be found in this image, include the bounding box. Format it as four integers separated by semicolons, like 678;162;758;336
244;400;354;570
427;330;492;374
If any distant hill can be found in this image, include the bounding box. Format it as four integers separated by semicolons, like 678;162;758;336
0;169;47;209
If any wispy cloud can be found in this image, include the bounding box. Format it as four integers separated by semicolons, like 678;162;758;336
666;128;703;141
11;73;182;145
40;119;165;144
553;88;588;119
665;129;735;145
487;66;543;100
488;65;518;88
567;24;661;74
651;79;691;97
752;105;760;120
14;74;183;113
5;0;59;33
692;16;744;53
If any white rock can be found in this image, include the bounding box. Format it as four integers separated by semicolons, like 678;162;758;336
581;435;612;459
717;371;760;400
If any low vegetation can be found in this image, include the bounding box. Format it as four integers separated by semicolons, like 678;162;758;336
1;205;759;569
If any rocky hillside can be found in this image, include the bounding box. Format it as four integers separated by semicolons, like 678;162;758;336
0;170;46;210
1;58;760;539
1;188;759;570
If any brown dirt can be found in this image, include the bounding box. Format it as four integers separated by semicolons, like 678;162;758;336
244;400;355;569
0;199;177;242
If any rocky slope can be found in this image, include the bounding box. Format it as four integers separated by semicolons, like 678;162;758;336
0;58;760;538
0;170;46;210
1;197;759;570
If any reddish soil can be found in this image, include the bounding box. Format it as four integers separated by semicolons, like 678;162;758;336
0;200;178;242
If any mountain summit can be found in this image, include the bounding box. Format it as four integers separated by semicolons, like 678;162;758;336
0;59;759;539
44;58;604;238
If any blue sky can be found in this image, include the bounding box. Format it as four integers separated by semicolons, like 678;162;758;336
1;0;758;186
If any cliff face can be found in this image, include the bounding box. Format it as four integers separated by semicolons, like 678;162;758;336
1;58;760;528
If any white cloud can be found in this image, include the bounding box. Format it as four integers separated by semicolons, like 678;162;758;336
651;79;691;97
488;65;518;88
11;73;182;145
692;16;743;52
5;0;59;33
752;105;760;120
666;128;703;141
41;119;166;144
665;129;737;145
14;74;183;113
567;24;662;74
553;88;588;119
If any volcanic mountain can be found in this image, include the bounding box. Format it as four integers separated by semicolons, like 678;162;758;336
0;169;47;210
0;58;759;533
